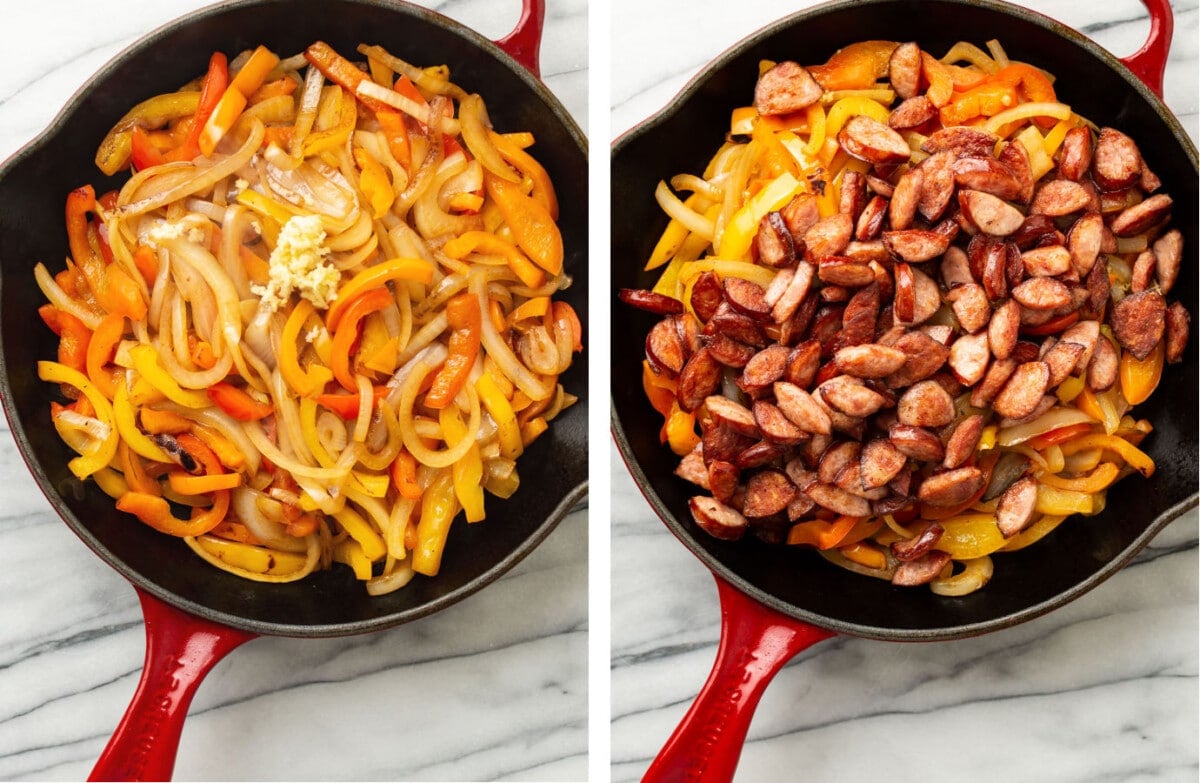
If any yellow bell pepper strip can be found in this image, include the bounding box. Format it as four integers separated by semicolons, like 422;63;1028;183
1119;339;1164;406
330;288;393;391
662;402;700;456
129;345;211;408
823;96;892;143
424;293;482;409
1035;484;1095;516
440;406;485;523
475;373;523;459
717;171;801;259
483;172;563;275
1075;385;1122;435
301;86;358;157
1058;433;1155;477
489;129;558;219
113;380;172;464
787;515;862;549
442;230;544;289
117;490;228;537
168;470;243;495
280;299;335;396
38;360;119;479
333;539;373;580
353;145;395;218
229;45;280;97
249;76;298;105
1040;462;1122;493
334;506;387;562
935;514;1007;559
84;314;124;401
94;91;203;175
838;541;889;570
325;257;432;332
412;470;459;576
390;449;423;500
751;119;797;180
644;212;691;272
207;381;274;421
808;41;898;90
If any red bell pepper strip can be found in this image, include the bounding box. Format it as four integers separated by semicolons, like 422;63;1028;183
165;51;228;162
390;449;422;500
208;382;274;421
1027;422;1096;451
130;126;166;169
329;288;394;391
425;292;482;410
316;386;387;419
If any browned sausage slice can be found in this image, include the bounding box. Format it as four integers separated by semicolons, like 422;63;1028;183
839;170;867;221
952;156;1022;201
888;41;923;99
743;469;797;517
918;467;985;507
1060;319;1101;365
889;423;945;462
959;190;1024;236
754;61;823;116
705;395;759;437
838;116;912;166
889;167;924;230
646;317;687;375
1067;212;1104;276
1086;335;1119;391
818;375;887;418
897;380;955;427
882;229;951;263
1153;229;1183;295
1011;278;1072;311
1109;193;1173;237
892;550;952;586
1058;126;1093;181
834;343;908;378
774;381;833;435
677;347;723;412
771;260;816;323
891;522;945;562
702;422;755;464
888;95;937;129
971;357;1017;407
948;331;990;386
1165;301;1190;364
1130;249;1157;294
780;193;821;243
675;446;711;489
917;151;957;222
998;141;1035;204
946;283;990;334
992;361;1051;419
753;400;808;446
943;414;985;470
689;496;749;541
724;277;771;318
785;339;822;388
884;331;951;387
941;246;974;289
620;288;685;315
1111;290;1166;360
921;126;997;158
706;333;757;368
689;270;725;323
1021;245;1073;277
803;481;872;517
818;441;861;485
1092;127;1143;191
803;212;855;261
1030;179;1092;216
1042;340;1086;387
754;212;797;269
736;440;786;469
818;257;876;287
996;477;1038;537
707;304;767;347
707;460;740;503
861;438;908;489
855;195;889;241
739;344;790;392
987;299;1020;360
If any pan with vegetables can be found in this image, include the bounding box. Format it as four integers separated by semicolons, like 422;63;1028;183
611;0;1194;779
0;0;587;778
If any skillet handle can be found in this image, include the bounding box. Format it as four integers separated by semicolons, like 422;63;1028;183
1121;0;1173;97
496;0;545;78
642;576;835;783
88;588;256;782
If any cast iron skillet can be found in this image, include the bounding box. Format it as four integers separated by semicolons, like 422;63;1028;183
611;0;1196;779
0;0;587;778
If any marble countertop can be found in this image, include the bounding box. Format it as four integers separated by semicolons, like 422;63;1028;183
610;1;1198;781
0;1;587;781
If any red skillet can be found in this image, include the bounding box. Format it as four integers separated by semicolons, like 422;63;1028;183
610;0;1196;780
0;0;588;779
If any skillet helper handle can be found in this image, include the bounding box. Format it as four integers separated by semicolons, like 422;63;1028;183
642;576;835;783
1121;0;1173;97
88;588;256;782
496;0;545;78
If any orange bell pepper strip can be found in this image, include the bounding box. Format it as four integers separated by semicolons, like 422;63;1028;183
1027;422;1096;451
489;130;558;220
102;264;148;321
163;52;228;162
484;172;563;276
132;245;159;286
786;514;862;549
425;292;482;410
807;41;898;90
117;490;229;537
304;41;392;113
442;231;544;289
983;63;1058;128
939;82;1017;126
330;288;394;391
118;441;161;497
921;52;955;108
56;309;93;373
1021;309;1080;336
140;407;193;435
1119;339;1164;406
249;76;297;104
208;381;274;421
390;449;423;500
642;360;677;419
85;313;125;400
316;386;387;419
375;109;412;171
168;470;242;495
324;257;433;332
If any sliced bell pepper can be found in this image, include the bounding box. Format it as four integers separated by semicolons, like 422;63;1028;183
412;470;459;576
168;470;242;495
441;230;544;289
130;126;167;169
440;406;485;523
37;360;118;479
1040;461;1121;493
808;41;898;90
1022;309;1079;336
55;309;92;373
84;313;125;400
489;129;558;219
375;109;412;171
325;257;433;332
316;386;386;420
552;301;583;353
280;299;334;396
95;91;202;175
1119;339;1164;406
330;288;393;391
304;40;391;113
208;381;274;421
117;490;228;537
475;373;523;460
129;345;211;408
390;449;423;500
483;172;563;276
939;82;1017;126
353;145;395;218
786;514;861;549
425;292;481;409
1058;433;1155;477
1027;422;1095;451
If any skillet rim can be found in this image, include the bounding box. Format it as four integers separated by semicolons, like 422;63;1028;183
610;0;1198;641
0;0;589;638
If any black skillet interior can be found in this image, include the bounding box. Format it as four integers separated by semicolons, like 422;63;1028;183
612;0;1197;640
0;0;588;637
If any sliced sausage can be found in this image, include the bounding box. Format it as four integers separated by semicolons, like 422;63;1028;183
818;441;862;485
884;330;951;387
754;61;823;116
918;466;985;507
948;331;991;386
980;239;1009;300
1030;179;1091;216
988;299;1021;360
803;213;854;261
1057;126;1093;181
1021;245;1072;277
1042;340;1086;387
882;229;951;263
675;447;711;489
771;260;816;323
855;195;889;241
992;361;1051;419
839;282;882;348
774;381;833;435
753;400;808;446
702;422;755;464
1060;319;1101;366
736;440;786;470
1130;249;1157;294
707;305;767;347
838;115;912;166
677;347;723;412
784;339;822;388
1084;257;1112;317
1165;301;1190;364
704;395;759;437
943;414;985;470
891;522;945;563
689;496;749;541
1111;289;1166;360
897;380;955;428
998;140;1035;204
1086;335;1119;391
690;271;725;323
1067;211;1104;276
889;95;937;129
891;550;952;586
971;357;1018;407
780;193;821;243
803;481;872;517
889;423;945;462
818;375;888;417
959;190;1024;236
754;212;797;269
707;460;740;504
946;283;990;334
646;317;687;375
620;288;684;315
739;344;790;392
922;126;997;158
941;246;974;289
889;167;924;230
1010;213;1061;250
1153;228;1183;295
742;469;797;518
996;477;1038;537
917;151;957;222
1011;277;1072;311
860;438;908;490
1109;193;1173;237
839;170;867;221
818;257;876;287
953;156;1022;202
888;41;923;99
706;333;757;368
833;343;908;378
724;277;771;318
1092;127;1143;191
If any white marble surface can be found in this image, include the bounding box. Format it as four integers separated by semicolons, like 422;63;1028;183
0;1;588;781
611;1;1199;781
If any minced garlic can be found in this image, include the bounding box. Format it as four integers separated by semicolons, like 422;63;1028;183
252;214;340;312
